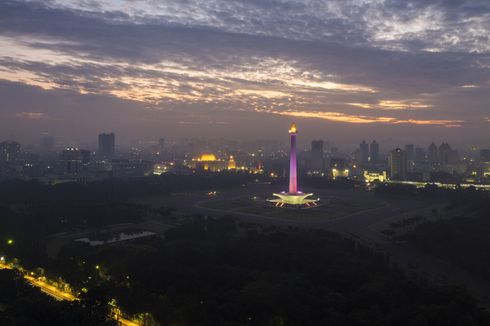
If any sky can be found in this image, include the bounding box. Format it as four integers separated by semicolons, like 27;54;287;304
0;0;489;148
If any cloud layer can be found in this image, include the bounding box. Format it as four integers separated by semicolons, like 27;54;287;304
0;0;489;145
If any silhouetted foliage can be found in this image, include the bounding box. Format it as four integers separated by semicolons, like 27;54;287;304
57;217;490;325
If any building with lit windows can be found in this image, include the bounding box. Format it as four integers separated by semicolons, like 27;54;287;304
187;154;254;173
363;171;388;183
389;148;408;180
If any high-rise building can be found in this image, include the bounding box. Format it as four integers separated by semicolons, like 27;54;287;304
359;140;369;165
370;140;379;163
60;147;82;175
405;144;415;162
39;134;55;154
80;149;92;164
415;147;426;163
389;148;407;180
158;138;165;151
428;142;438;163
0;141;21;163
404;144;415;171
438;142;458;164
480;149;490;163
438;142;450;164
98;133;115;159
311;140;324;172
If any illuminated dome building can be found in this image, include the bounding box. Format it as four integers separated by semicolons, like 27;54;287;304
199;154;217;162
187;153;263;174
186;153;227;172
268;123;319;207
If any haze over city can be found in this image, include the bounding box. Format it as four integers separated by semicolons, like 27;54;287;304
2;1;490;326
1;0;489;147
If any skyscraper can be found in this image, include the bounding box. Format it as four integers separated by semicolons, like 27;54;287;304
311;140;324;172
428;142;438;163
370;140;379;163
415;147;426;163
0;141;21;163
39;134;55;154
98;133;115;159
404;144;415;162
389;148;407;180
405;144;415;171
158;138;165;151
360;140;369;165
480;149;490;163
60;147;82;175
438;142;456;164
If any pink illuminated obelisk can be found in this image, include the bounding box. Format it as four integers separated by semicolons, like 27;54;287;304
288;122;298;194
269;122;318;207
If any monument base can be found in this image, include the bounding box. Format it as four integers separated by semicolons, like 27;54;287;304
268;192;319;207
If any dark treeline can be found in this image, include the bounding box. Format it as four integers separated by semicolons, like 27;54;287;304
378;183;490;283
2;179;490;325
56;217;490;325
0;173;264;267
0;172;267;205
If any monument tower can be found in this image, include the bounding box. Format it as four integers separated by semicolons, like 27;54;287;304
269;123;318;207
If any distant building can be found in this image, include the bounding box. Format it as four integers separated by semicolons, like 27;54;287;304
111;159;152;178
359;140;369;165
438;142;451;164
405;144;415;171
0;141;21;163
98;133;115;159
369;140;379;163
438;142;458;164
330;158;346;170
389;148;407;180
363;170;388;183
158;138;165;151
330;157;348;179
480;149;490;163
39;135;55;154
188;154;228;172
428;142;438;163
405;144;414;162
415;147;426;163
311;140;324;172
61;148;82;175
80;149;92;164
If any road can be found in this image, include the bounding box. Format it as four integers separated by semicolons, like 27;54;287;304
1;262;142;326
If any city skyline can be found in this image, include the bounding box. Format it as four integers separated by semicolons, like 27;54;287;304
2;2;490;324
1;0;489;146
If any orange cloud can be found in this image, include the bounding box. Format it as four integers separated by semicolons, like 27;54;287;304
346;100;432;110
16;112;45;120
259;109;462;127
